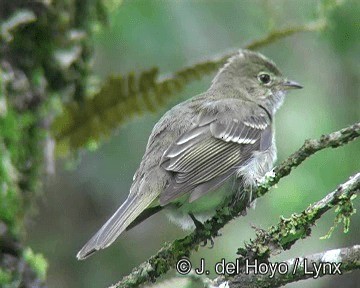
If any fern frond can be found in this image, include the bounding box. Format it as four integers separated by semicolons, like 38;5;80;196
53;15;327;156
53;59;227;155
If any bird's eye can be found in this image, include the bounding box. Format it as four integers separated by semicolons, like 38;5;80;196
258;73;271;85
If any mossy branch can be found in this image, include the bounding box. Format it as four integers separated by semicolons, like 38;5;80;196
211;245;360;288
233;172;359;270
158;244;360;288
245;20;326;50
0;0;107;286
256;122;360;197
52;20;326;156
109;122;360;288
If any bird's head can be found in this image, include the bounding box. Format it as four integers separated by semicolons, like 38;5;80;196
211;49;302;113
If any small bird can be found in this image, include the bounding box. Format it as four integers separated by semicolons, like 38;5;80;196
77;49;302;260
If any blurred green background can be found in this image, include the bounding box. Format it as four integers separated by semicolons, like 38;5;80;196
28;0;359;287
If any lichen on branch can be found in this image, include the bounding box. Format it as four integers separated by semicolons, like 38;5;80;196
212;245;360;288
236;172;359;262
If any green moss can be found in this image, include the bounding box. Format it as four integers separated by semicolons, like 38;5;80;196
0;104;43;235
0;0;110;286
23;248;48;280
0;268;12;285
0;71;22;234
0;159;22;235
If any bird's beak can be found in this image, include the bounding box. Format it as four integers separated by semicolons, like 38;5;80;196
282;79;303;90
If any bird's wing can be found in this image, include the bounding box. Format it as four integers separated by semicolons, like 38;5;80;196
159;109;271;205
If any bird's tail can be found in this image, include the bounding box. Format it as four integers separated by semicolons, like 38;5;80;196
77;195;147;260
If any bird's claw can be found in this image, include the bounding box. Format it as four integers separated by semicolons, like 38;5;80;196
200;237;215;248
189;213;221;249
200;239;207;247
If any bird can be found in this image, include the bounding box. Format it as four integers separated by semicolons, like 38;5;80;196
77;49;302;260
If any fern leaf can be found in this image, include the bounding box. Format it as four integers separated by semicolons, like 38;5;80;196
52;58;228;156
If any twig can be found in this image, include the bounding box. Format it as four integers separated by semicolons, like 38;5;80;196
209;173;360;288
211;245;360;288
245;20;326;50
154;172;359;288
238;172;360;260
175;19;327;81
172;20;327;80
109;123;360;288
257;122;360;197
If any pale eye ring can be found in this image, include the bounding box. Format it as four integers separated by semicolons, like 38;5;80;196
258;73;271;85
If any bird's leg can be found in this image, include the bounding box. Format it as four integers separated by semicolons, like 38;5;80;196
189;213;204;230
231;175;258;214
231;177;249;207
248;184;257;209
231;182;250;217
230;186;252;207
189;213;217;249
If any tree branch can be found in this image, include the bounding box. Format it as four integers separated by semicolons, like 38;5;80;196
245;20;326;50
257;122;360;197
209;173;360;287
109;123;360;288
211;245;360;288
236;172;359;261
152;172;359;288
0;1;106;286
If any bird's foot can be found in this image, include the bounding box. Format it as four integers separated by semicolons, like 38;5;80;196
189;213;204;230
189;213;220;249
200;237;215;248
